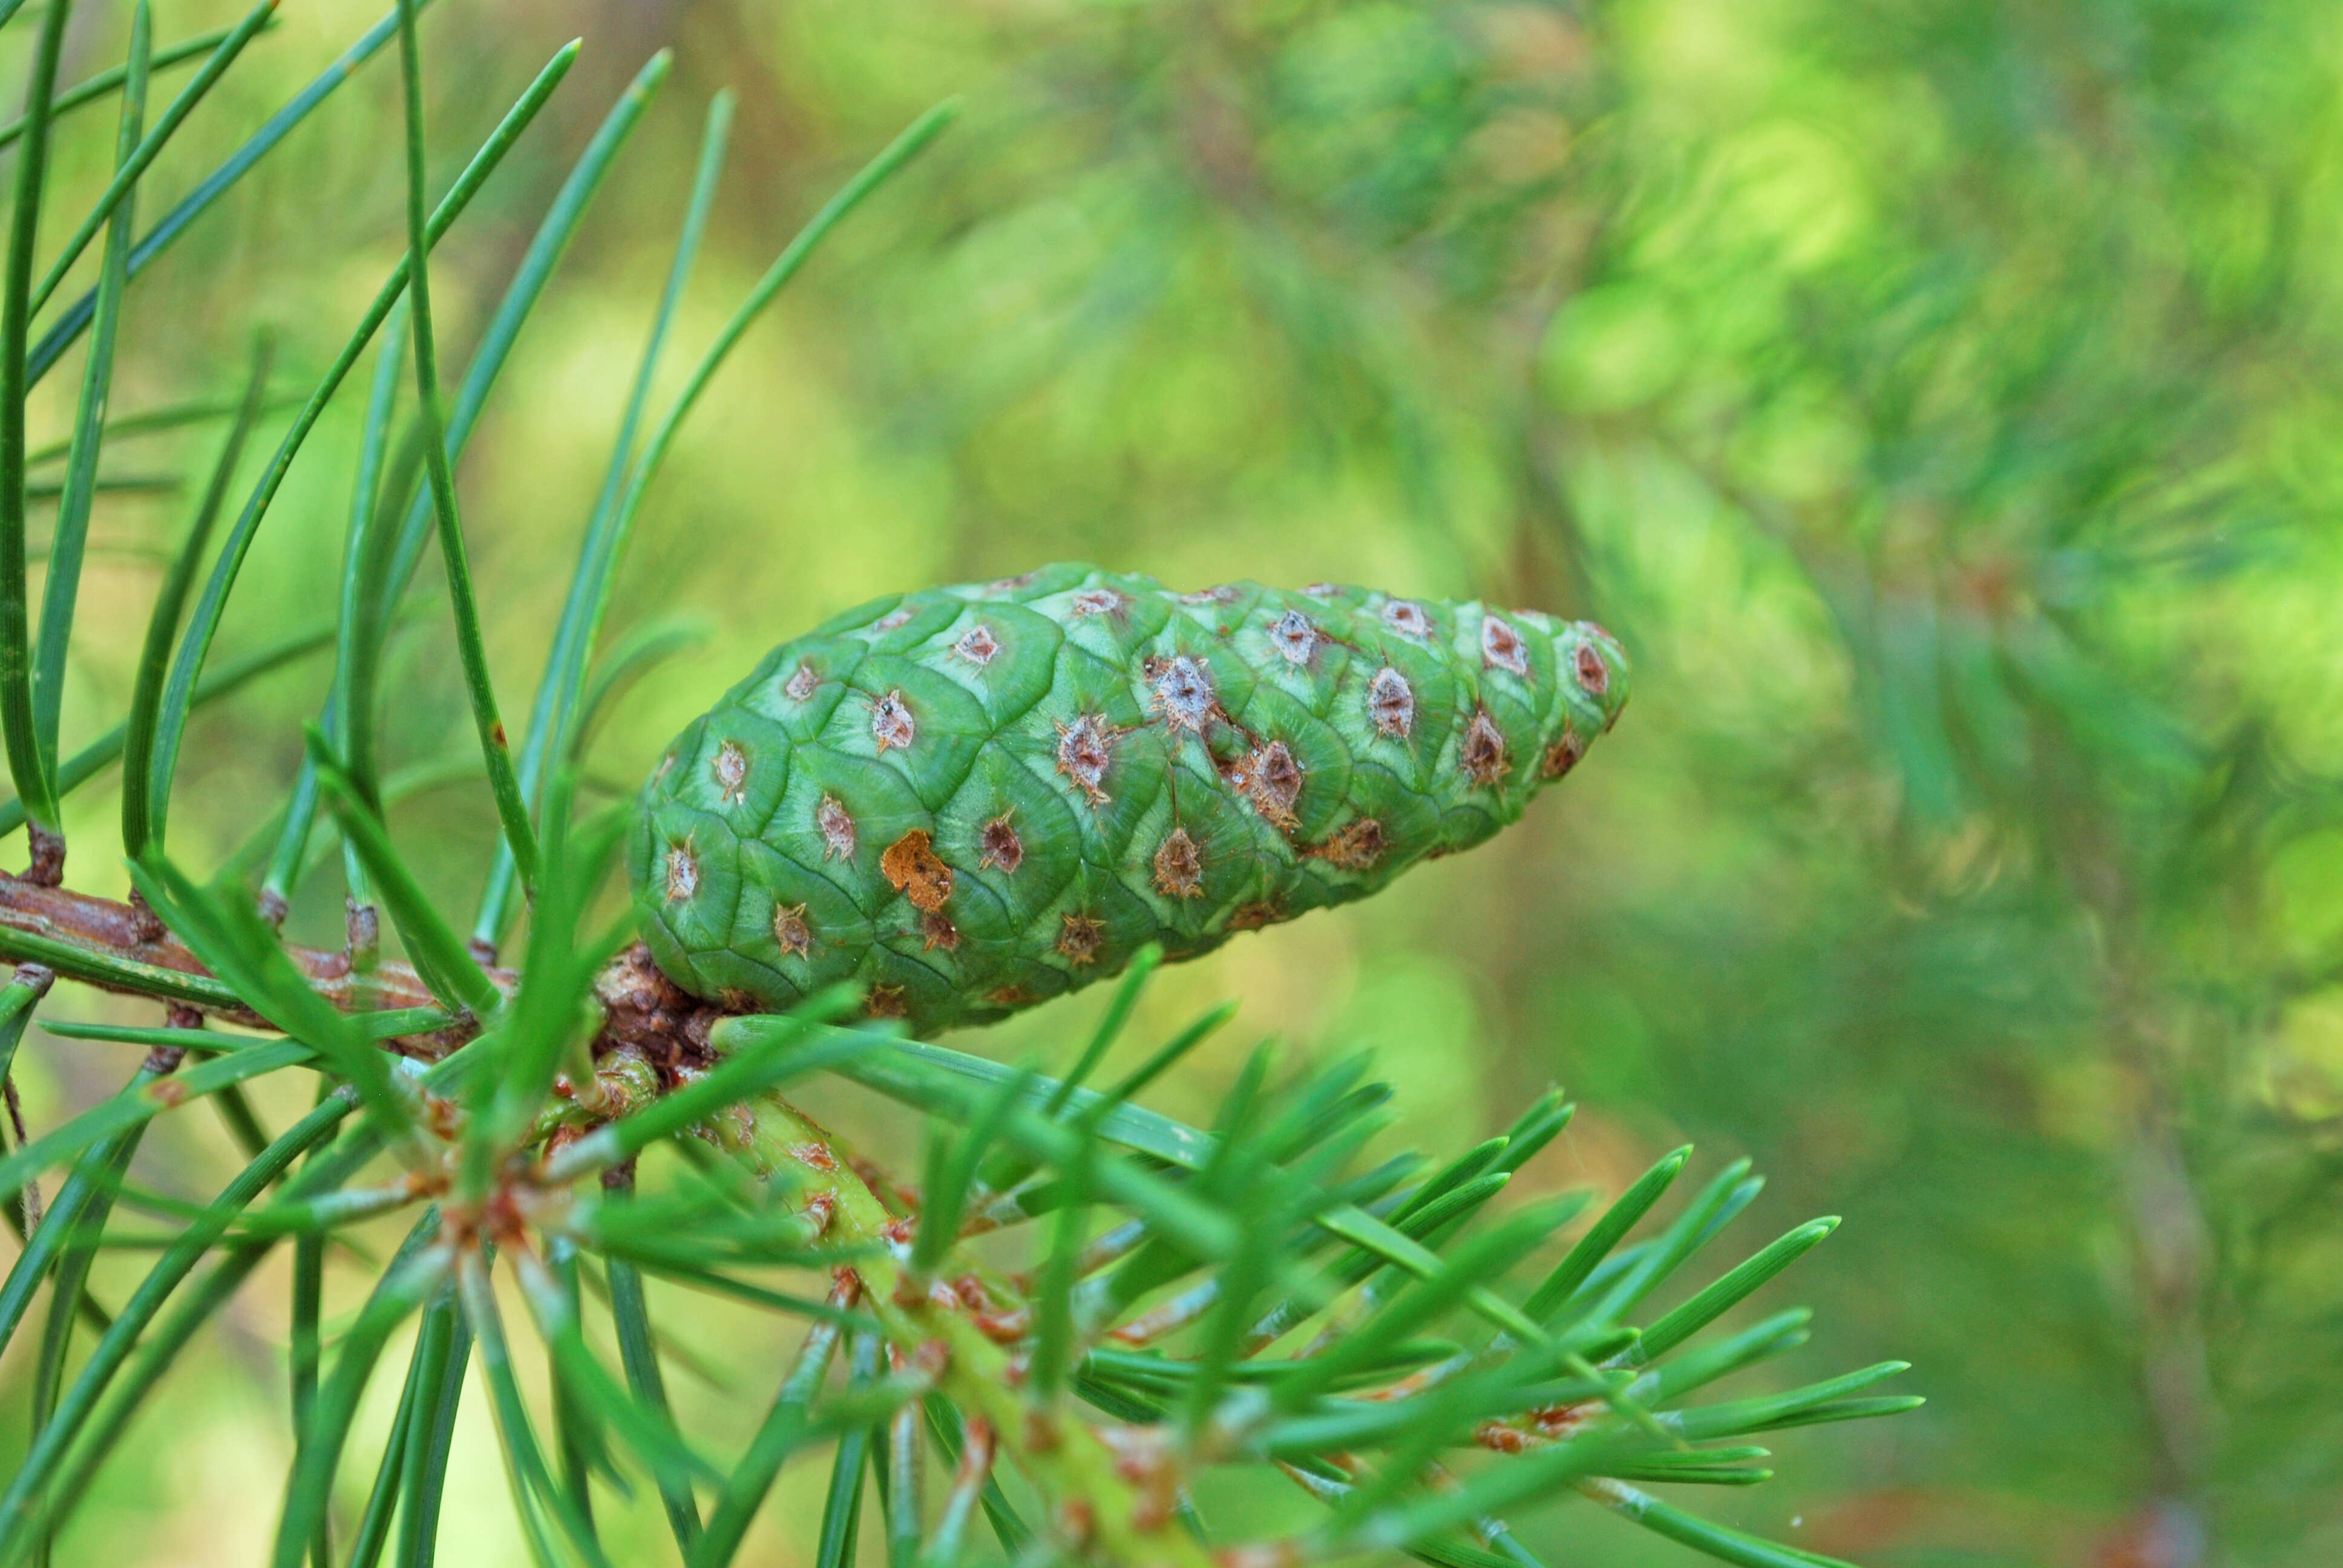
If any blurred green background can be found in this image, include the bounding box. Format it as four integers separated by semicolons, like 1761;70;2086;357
5;0;2343;1563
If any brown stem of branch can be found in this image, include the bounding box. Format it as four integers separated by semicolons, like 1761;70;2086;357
22;824;64;888
0;873;732;1071
0;872;448;1016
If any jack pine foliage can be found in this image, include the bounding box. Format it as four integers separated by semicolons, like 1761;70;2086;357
0;4;1915;1567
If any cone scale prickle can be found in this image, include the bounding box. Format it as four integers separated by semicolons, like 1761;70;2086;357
629;565;1627;1033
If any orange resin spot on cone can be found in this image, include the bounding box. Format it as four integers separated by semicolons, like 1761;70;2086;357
882;829;954;913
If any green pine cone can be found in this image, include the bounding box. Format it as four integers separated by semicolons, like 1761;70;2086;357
628;565;1628;1033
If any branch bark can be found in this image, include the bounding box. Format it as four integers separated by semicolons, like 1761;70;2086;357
0;872;732;1071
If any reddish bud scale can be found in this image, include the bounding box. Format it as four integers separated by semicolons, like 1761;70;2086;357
629;564;1628;1033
